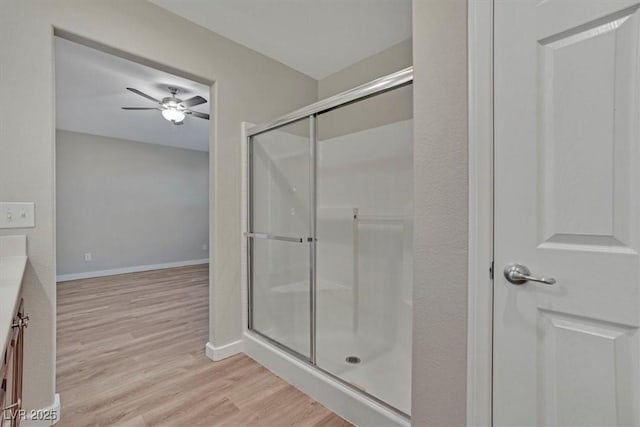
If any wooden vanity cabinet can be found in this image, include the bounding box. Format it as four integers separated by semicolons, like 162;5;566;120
1;298;26;427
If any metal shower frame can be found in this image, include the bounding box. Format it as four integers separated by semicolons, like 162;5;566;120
245;66;413;416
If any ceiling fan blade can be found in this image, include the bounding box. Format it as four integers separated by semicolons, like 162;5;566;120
187;110;210;120
126;87;161;104
180;96;207;108
121;107;159;110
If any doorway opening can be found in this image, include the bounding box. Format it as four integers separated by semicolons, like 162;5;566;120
53;35;212;423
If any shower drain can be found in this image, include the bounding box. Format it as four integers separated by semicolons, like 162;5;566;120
345;356;361;364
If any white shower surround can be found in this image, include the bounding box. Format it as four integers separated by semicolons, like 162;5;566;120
316;118;413;415
239;119;413;425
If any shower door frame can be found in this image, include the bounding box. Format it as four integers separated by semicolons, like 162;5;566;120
246;115;317;363
245;67;413;414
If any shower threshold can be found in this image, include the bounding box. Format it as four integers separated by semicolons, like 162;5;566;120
243;331;410;427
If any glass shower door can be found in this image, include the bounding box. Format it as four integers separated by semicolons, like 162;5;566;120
248;118;313;359
246;68;414;416
315;84;413;414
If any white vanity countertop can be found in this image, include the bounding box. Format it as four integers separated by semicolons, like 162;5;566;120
0;235;27;353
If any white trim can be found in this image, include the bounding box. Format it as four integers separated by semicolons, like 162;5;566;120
56;259;209;282
205;340;243;361
243;332;409;427
240;122;253;334
467;0;494;425
21;393;61;426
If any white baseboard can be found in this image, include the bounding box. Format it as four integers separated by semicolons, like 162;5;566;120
56;259;209;282
205;340;243;361
21;393;61;426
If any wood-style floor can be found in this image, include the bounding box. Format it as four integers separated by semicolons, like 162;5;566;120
56;265;351;427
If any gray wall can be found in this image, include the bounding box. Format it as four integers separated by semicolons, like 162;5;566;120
0;0;317;410
56;130;209;276
412;0;468;425
317;39;413;140
318;38;412;97
1;0;471;419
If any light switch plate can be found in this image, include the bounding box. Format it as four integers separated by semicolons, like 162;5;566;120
0;202;35;229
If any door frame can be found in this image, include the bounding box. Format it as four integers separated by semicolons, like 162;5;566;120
467;0;494;425
52;27;216;374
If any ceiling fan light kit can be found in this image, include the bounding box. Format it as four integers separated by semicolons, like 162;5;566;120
122;86;209;125
161;107;186;124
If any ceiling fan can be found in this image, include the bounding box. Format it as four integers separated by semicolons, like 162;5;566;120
122;86;209;125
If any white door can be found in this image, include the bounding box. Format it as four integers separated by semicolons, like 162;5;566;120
494;1;640;425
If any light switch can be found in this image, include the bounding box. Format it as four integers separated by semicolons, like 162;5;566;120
0;202;35;229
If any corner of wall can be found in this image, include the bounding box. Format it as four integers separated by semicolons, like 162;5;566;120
317;38;413;99
411;0;469;425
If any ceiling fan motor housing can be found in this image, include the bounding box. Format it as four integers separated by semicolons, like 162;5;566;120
162;97;185;109
122;86;209;123
164;87;184;108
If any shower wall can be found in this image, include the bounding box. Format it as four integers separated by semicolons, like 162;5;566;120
316;118;413;414
317;119;413;339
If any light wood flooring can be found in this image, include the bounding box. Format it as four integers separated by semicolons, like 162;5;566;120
56;264;351;427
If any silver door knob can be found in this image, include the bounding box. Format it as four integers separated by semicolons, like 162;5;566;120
503;263;556;285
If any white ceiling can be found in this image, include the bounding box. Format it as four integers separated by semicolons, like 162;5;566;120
149;0;412;79
55;37;210;152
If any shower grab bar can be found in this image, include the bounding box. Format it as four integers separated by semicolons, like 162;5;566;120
354;214;404;224
245;232;313;243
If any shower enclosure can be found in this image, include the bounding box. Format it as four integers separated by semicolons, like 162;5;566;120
246;68;413;416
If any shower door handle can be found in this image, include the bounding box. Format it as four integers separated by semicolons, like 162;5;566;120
245;232;312;243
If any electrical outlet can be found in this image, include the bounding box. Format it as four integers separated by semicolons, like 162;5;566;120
84;253;92;262
0;202;35;229
202;243;208;251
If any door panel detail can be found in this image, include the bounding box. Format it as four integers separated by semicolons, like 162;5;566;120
537;6;640;252
538;309;639;426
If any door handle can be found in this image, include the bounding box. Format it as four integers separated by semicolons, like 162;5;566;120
503;263;556;285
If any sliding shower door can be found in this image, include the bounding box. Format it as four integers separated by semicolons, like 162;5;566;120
247;69;413;416
248;118;313;359
315;84;413;415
